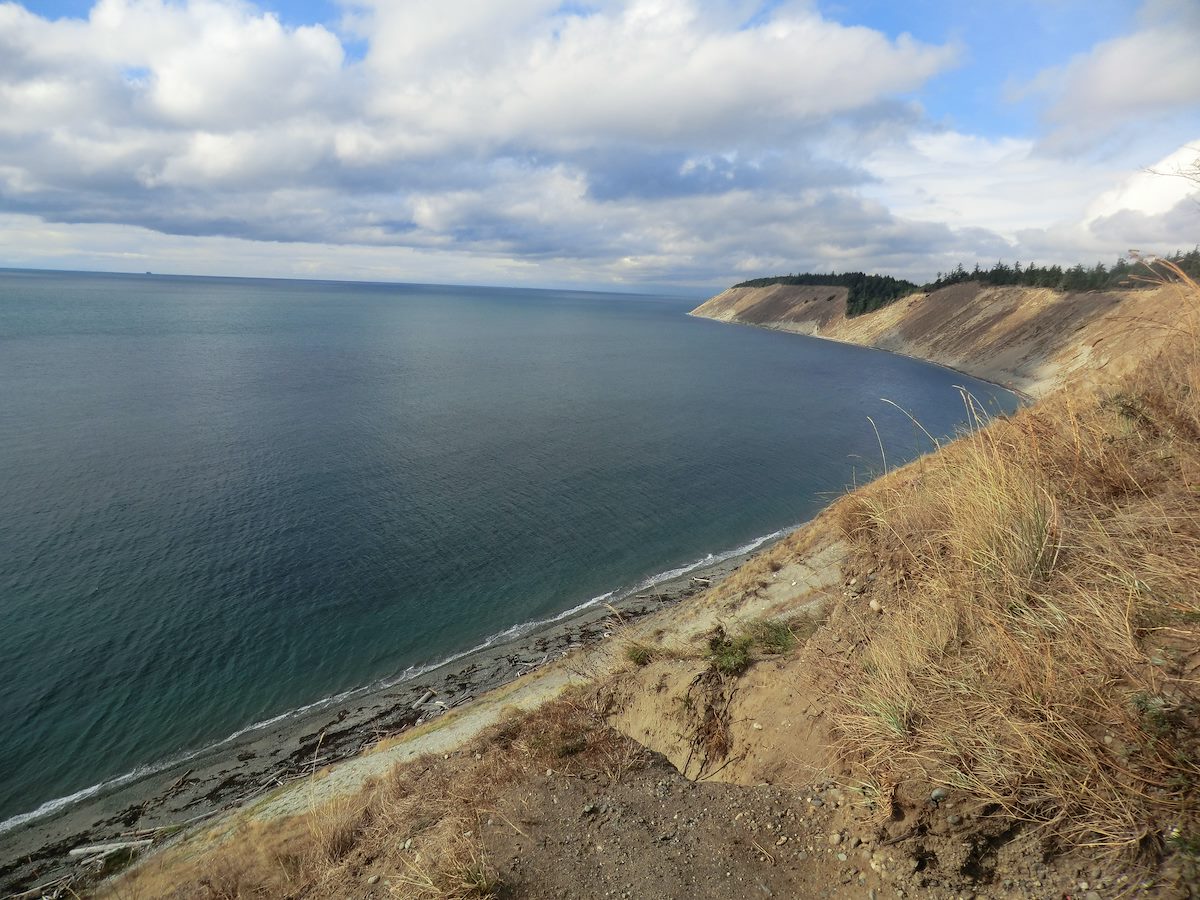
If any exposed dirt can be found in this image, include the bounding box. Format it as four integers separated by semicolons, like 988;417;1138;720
478;753;1149;900
691;281;1180;397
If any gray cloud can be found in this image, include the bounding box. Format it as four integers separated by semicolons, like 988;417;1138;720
0;0;1195;288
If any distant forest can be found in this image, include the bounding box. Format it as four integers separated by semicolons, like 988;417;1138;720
734;248;1200;318
730;271;917;316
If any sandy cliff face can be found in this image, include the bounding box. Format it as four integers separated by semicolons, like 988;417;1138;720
691;281;1179;397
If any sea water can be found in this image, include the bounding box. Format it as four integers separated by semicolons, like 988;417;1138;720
0;269;1015;827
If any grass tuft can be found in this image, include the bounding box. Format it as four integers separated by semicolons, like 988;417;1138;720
708;631;754;676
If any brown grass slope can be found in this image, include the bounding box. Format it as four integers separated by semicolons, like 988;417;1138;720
99;273;1200;899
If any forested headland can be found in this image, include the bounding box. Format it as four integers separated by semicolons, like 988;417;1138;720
734;247;1200;317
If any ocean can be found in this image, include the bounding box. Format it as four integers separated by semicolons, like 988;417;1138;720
0;269;1015;828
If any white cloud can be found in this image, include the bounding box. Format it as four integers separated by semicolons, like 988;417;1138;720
352;0;957;152
1084;143;1200;223
0;0;1195;288
1019;0;1200;151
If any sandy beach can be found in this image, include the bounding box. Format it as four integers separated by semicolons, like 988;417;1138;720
0;544;770;895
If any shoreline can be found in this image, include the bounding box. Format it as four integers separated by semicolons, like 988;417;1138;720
685;310;1036;402
0;534;784;894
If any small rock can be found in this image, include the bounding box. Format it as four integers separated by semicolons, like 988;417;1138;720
869;599;882;613
836;852;848;862
367;874;380;885
828;832;843;846
947;814;961;825
776;836;787;846
752;722;763;730
930;787;949;802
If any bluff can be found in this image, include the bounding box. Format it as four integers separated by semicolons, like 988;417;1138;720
690;280;1177;397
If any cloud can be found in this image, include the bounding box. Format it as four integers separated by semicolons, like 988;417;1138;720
0;0;1195;289
0;0;971;284
1018;0;1200;152
350;0;957;152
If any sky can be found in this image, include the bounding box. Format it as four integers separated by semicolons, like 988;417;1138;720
1;0;1198;291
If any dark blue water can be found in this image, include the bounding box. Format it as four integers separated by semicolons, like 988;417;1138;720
0;269;1014;827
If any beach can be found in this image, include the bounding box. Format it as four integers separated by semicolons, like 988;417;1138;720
0;545;766;895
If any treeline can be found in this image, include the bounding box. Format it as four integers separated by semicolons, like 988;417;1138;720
926;248;1200;293
733;248;1200;318
731;271;919;317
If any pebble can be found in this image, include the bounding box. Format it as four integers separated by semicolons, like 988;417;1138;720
947;814;961;825
869;599;882;613
836;852;848;862
828;832;843;846
930;787;949;802
366;874;380;885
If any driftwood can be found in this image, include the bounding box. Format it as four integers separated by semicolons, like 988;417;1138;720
411;689;436;709
68;839;153;859
120;808;222;838
7;873;77;899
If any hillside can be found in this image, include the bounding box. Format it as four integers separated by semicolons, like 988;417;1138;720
691;280;1179;398
78;273;1200;899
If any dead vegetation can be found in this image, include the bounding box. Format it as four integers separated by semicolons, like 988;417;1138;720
100;684;650;899
829;268;1200;871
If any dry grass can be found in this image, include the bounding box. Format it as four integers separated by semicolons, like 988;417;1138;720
830;267;1200;859
103;684;650;899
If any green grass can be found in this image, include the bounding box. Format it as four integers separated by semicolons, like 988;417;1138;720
708;633;753;676
625;643;656;667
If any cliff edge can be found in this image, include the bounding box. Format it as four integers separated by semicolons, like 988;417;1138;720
691;280;1177;397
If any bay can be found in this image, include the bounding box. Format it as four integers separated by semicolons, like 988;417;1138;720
0;269;1014;824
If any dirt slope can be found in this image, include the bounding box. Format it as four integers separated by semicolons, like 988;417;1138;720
691;281;1178;397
